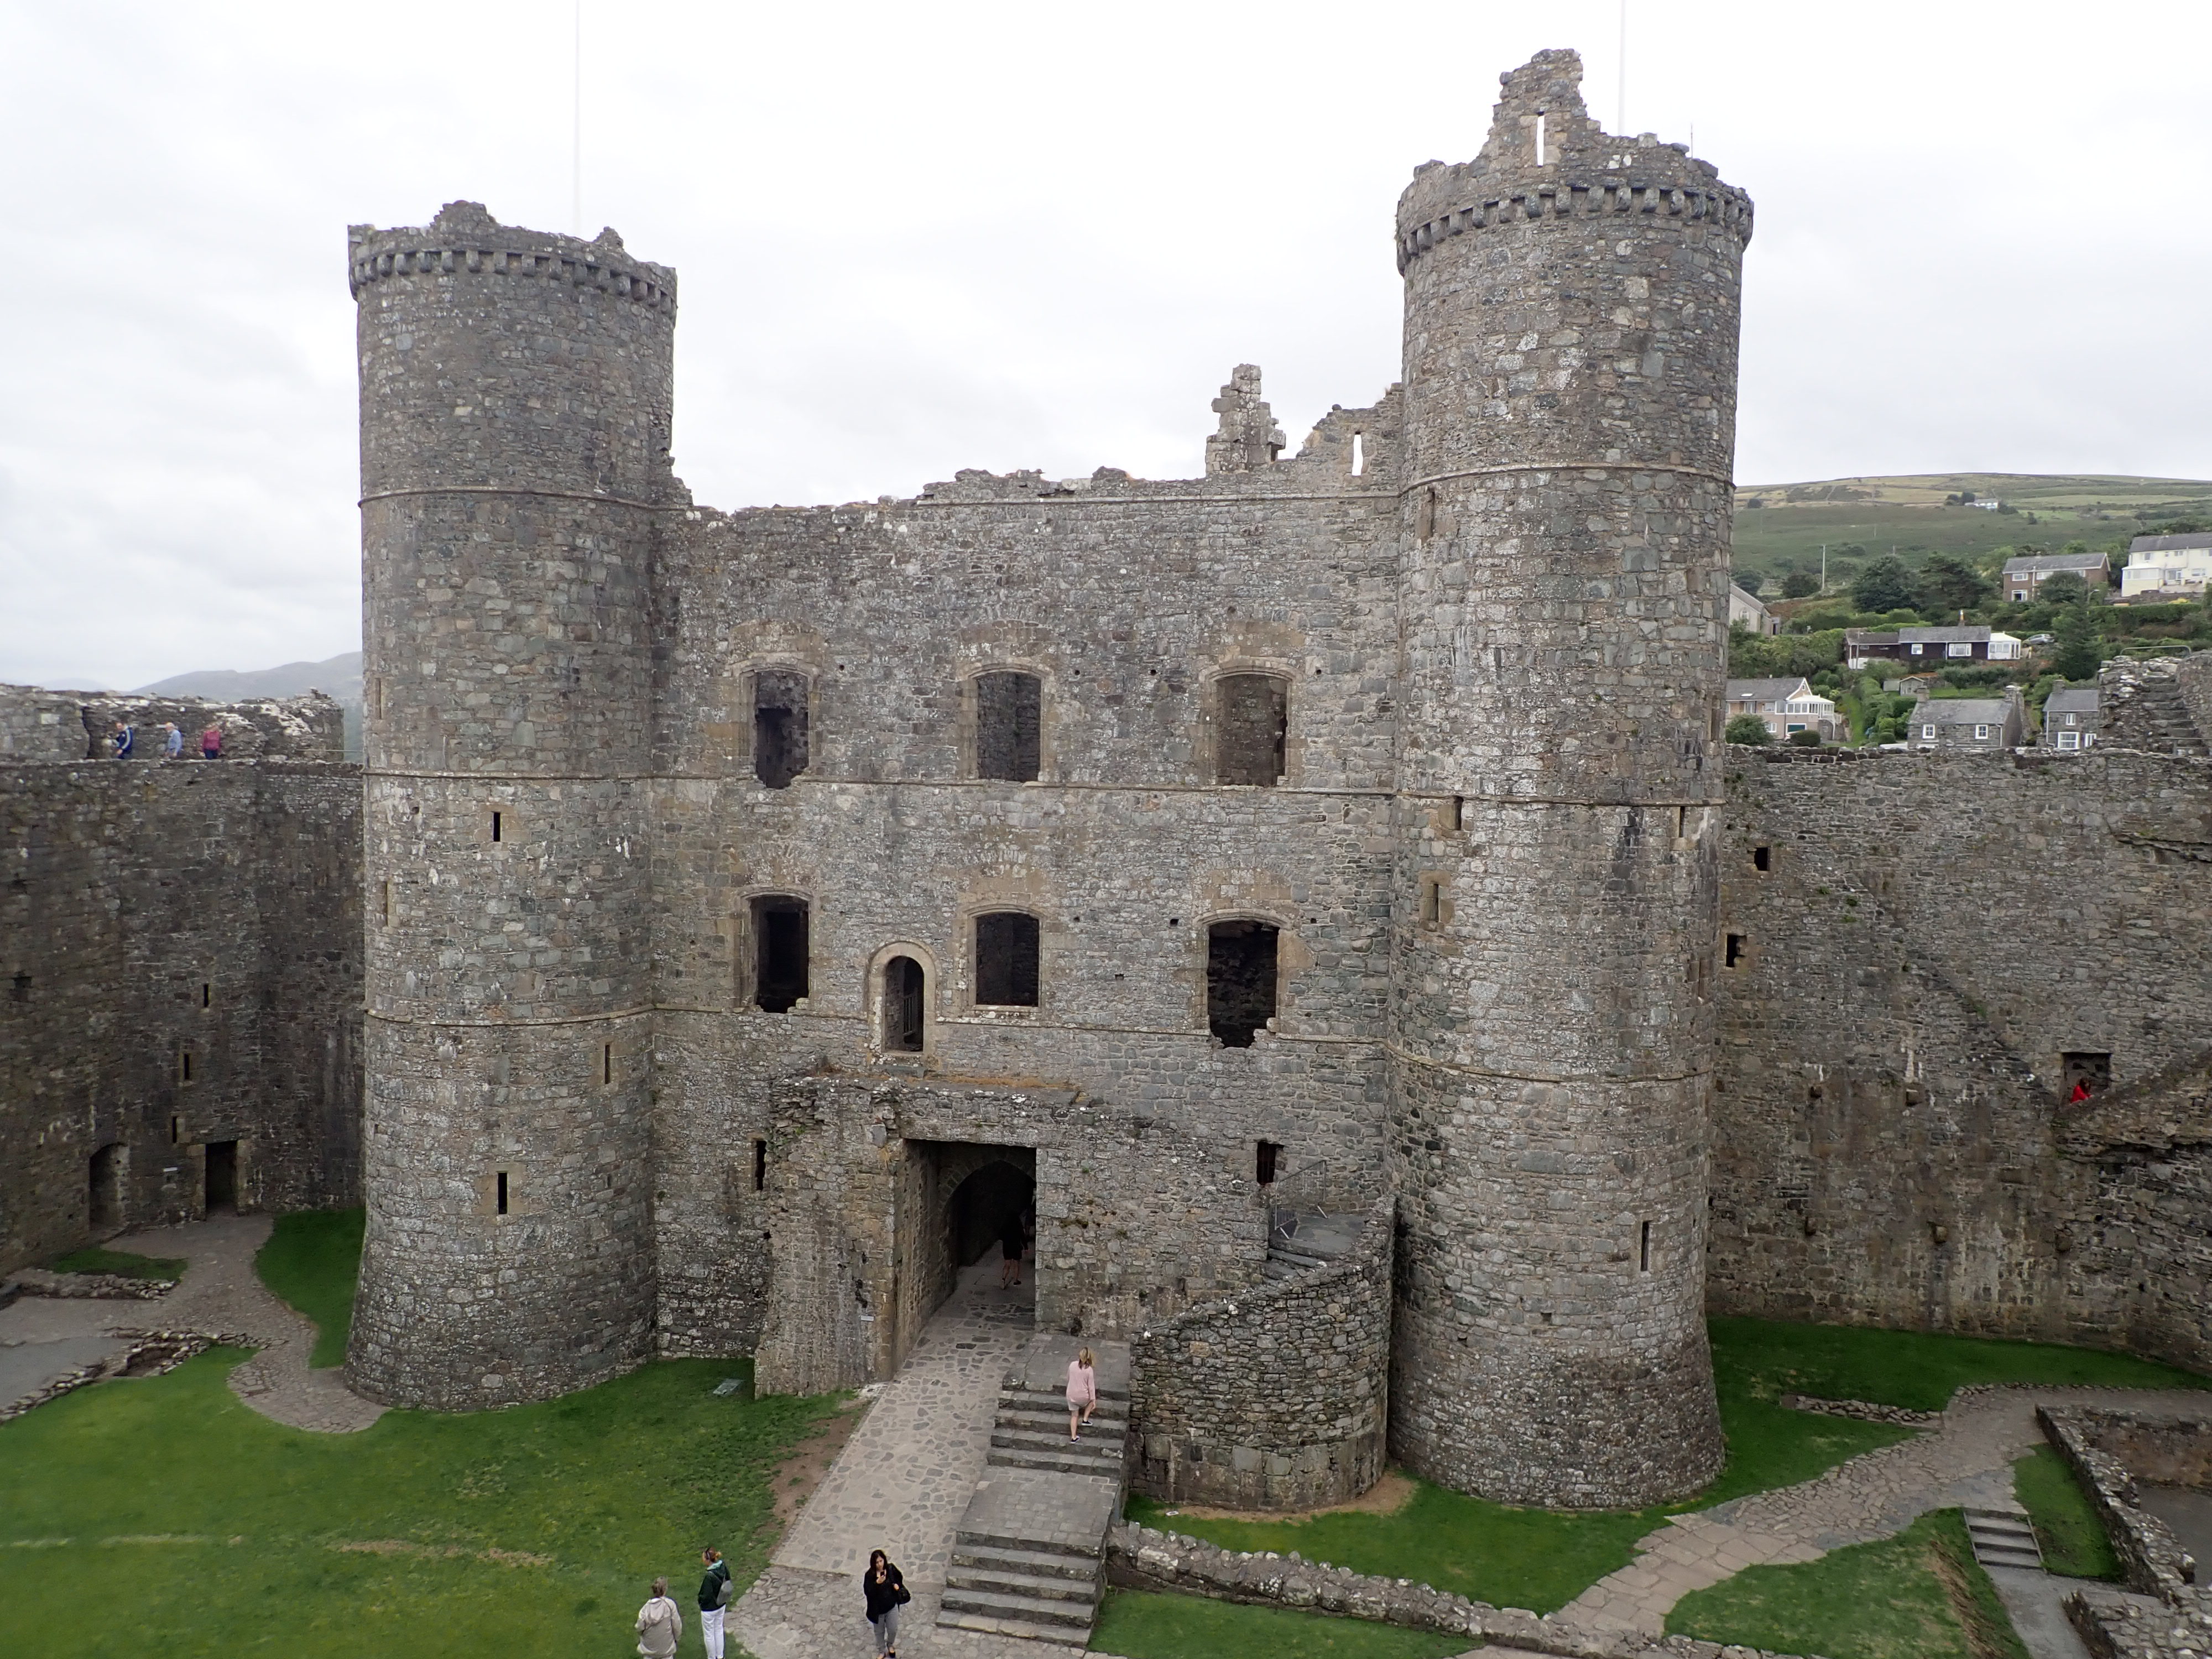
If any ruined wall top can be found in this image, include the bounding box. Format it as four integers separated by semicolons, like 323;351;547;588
347;200;676;312
1396;50;1752;274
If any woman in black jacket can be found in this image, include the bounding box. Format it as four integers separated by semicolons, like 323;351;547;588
862;1548;908;1657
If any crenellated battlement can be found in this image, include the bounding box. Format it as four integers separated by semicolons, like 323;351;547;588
347;201;675;310
1396;176;1752;274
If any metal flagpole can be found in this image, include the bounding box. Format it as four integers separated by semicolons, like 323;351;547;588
572;2;582;235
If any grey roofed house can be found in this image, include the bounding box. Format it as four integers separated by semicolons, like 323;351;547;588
2001;550;2108;602
2128;532;2212;554
1910;690;2025;751
2042;685;2100;749
1724;676;1846;742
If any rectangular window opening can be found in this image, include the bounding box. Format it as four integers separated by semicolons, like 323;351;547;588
170;1114;181;1145
490;810;502;843
201;981;212;1008
1215;674;1288;786
1416;487;1436;541
602;1042;613;1086
752;669;811;789
1452;795;1465;832
1350;432;1366;476
1639;1220;1652;1272
751;896;811;1013
2060;1051;2111;1101
975;670;1042;782
975;911;1041;1007
382;878;394;925
1256;1140;1282;1186
495;1171;509;1215
179;1048;194;1084
1724;933;1746;969
752;1138;767;1192
1752;845;1771;872
1207;920;1279;1047
1420;878;1443;927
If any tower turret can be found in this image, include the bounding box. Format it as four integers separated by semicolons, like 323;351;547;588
346;202;680;1408
1387;52;1751;1504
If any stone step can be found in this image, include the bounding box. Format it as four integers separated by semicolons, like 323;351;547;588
987;1443;1126;1477
1964;1509;2043;1570
995;1404;1129;1437
946;1562;1100;1603
1262;1258;1298;1281
936;1606;1095;1643
955;1520;1102;1560
993;1424;1127;1457
938;1585;1095;1632
1000;1386;1128;1415
950;1541;1103;1582
1267;1246;1332;1271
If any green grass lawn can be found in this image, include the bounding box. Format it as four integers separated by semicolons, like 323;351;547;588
1091;1590;1466;1659
46;1245;186;1280
2013;1444;2122;1580
1667;1509;2027;1659
1129;1318;2207;1619
0;1346;837;1659
254;1208;366;1368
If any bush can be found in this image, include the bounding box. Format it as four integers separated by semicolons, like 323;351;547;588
1725;715;1772;746
1780;571;1820;598
1733;570;1764;597
2036;571;2090;606
1853;556;1919;614
1786;729;1823;747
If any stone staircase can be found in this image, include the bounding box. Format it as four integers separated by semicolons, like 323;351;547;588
938;1335;1129;1643
1264;1207;1363;1282
2132;678;2208;756
1964;1506;2044;1572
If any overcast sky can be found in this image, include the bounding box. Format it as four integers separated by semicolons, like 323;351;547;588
2;0;2207;690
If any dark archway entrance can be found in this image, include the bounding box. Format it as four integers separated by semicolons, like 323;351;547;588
949;1159;1033;1274
900;1141;1036;1352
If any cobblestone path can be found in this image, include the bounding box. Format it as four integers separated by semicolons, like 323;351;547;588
1;1213;382;1433
1559;1384;2198;1640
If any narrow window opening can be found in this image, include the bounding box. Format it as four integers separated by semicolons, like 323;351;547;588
975;670;1042;782
752;896;811;1013
1639;1220;1652;1272
1752;845;1771;872
883;956;926;1052
170;1114;181;1145
1420;878;1443;926
752;669;811;789
1350;432;1366;476
1452;795;1466;832
179;1048;194;1084
1207;920;1279;1047
752;1138;767;1192
2060;1051;2111;1102
1724;933;1746;968
1416;487;1436;541
974;911;1041;1007
382;878;394;925
88;1144;123;1232
1535;109;1548;165
201;982;212;1008
8;971;28;1003
1676;805;1689;840
490;810;502;843
1255;1140;1281;1186
495;1171;509;1215
602;1042;613;1086
1215;674;1288;786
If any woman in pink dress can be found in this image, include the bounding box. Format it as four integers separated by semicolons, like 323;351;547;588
1066;1346;1097;1441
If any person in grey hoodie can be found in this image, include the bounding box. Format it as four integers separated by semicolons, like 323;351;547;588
635;1577;682;1658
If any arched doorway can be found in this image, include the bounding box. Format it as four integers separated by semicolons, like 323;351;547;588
905;1141;1036;1336
948;1159;1033;1275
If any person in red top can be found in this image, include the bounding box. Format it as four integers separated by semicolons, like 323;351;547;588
2070;1079;2092;1103
199;725;222;760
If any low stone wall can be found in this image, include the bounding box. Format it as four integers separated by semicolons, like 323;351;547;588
2041;1404;2204;1599
2066;1584;2212;1659
7;1267;175;1300
1779;1392;1941;1427
1105;1522;1823;1658
1128;1197;1392;1510
0;1327;248;1422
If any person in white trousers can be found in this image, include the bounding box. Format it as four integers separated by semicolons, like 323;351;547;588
696;1546;732;1658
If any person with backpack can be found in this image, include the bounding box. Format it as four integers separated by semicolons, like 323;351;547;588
862;1549;907;1657
634;1577;682;1659
696;1545;733;1658
199;723;223;760
111;721;135;759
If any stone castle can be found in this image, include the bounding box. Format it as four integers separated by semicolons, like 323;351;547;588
4;50;2206;1516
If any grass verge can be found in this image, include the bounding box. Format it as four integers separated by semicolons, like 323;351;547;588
1090;1590;1467;1659
0;1347;838;1658
46;1246;186;1281
1129;1318;2205;1618
1667;1509;2027;1659
2013;1444;2122;1580
254;1208;365;1368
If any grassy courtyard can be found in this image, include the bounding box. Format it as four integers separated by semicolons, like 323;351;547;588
253;1207;366;1367
47;1244;186;1280
1093;1589;1467;1659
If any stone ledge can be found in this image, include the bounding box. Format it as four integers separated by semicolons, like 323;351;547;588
1778;1392;1940;1427
0;1327;249;1424
9;1268;174;1300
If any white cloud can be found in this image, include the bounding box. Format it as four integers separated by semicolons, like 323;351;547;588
2;0;2206;686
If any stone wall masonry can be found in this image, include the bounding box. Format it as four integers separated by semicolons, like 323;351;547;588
1708;745;2212;1373
0;760;363;1276
1105;1523;1822;1658
0;684;93;759
1129;1197;1393;1510
0;684;346;762
2041;1404;2204;1600
2100;653;2212;755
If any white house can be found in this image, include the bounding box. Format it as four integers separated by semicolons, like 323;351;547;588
1729;584;1781;636
1726;677;1847;742
2121;533;2212;598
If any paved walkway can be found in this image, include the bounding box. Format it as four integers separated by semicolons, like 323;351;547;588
1559;1384;2197;1640
737;1260;1112;1659
0;1214;382;1433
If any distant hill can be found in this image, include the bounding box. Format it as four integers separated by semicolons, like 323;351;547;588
1730;473;2212;591
136;651;362;759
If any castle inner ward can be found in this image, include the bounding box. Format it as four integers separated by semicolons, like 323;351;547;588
4;51;2206;1519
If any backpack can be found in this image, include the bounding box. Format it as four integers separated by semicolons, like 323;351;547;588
715;1566;734;1607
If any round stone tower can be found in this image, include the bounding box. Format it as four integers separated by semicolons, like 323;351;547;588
1387;51;1751;1505
346;202;679;1409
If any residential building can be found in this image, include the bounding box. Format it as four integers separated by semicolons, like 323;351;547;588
1726;677;1848;742
1845;625;2024;669
2002;550;2109;603
2120;533;2212;599
2041;686;2100;750
1910;687;2026;752
1729;583;1781;636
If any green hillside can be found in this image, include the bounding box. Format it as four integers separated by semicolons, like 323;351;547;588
1730;473;2212;592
